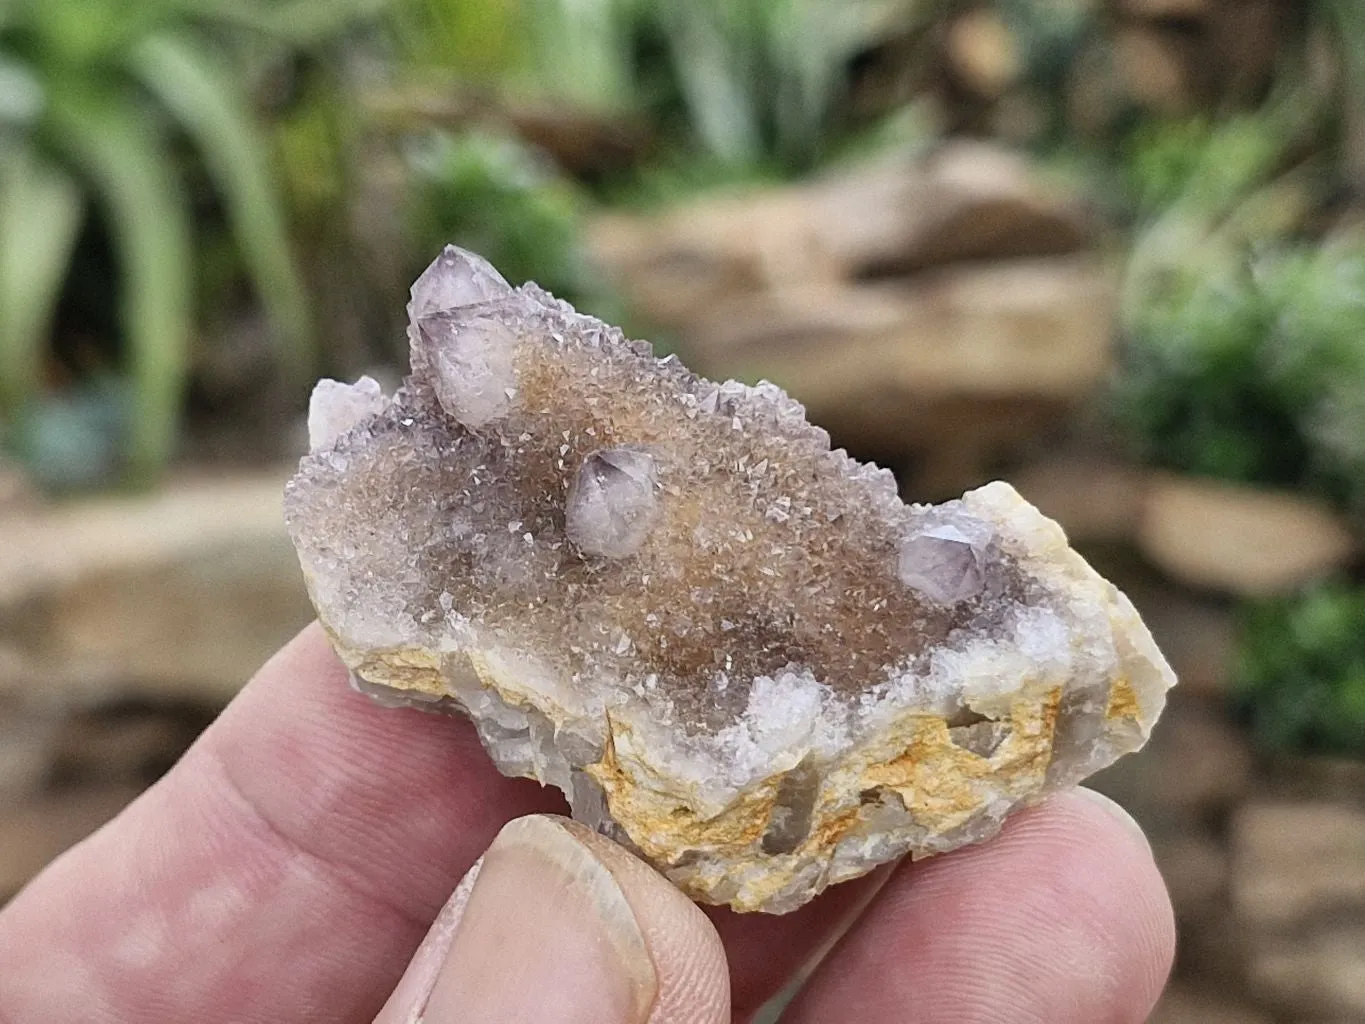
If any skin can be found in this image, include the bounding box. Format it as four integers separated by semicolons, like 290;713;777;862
0;624;1175;1023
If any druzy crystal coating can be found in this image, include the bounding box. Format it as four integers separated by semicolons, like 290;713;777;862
285;246;1176;913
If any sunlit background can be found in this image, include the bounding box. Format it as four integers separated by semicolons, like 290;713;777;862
3;0;1365;1019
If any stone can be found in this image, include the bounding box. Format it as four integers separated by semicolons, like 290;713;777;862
896;523;989;605
1232;802;1365;929
0;473;314;705
1268;755;1365;804
588;150;1103;482
52;710;209;786
587;141;1093;321
284;246;1176;913
408;244;511;319
0;456;39;515
1231;799;1365;1016
946;10;1021;98
419;314;520;430
681;259;1116;471
1150;987;1271;1024
870;142;1093;272
1138;476;1355;597
0;701;59;802
1248;928;1365;1019
1014;459;1148;544
1115;27;1193;113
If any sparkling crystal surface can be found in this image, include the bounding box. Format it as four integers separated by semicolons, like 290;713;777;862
408;244;511;319
419;312;519;429
285;246;1177;913
897;524;988;605
566;447;661;558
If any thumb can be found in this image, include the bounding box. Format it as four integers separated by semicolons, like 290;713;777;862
374;814;731;1024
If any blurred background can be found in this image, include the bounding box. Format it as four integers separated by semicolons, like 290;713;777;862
2;0;1364;1019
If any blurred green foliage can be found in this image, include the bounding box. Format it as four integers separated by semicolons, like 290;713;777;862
1113;78;1365;511
391;0;522;83
1115;241;1365;505
643;0;908;172
1236;581;1365;758
17;376;130;493
391;0;918;181
1122;118;1271;216
993;0;1098;139
1110;61;1365;758
406;131;610;313
0;0;379;483
393;0;637;112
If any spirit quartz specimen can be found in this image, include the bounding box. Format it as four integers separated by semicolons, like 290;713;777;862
284;246;1176;914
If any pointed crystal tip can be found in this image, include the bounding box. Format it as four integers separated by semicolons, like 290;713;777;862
897;524;987;604
408;245;513;321
566;447;661;559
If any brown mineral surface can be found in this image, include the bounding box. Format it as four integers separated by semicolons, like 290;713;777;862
284;246;1176;913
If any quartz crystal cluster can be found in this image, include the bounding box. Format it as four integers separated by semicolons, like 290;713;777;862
284;246;1176;913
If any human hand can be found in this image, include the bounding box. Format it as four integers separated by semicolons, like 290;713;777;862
0;624;1174;1022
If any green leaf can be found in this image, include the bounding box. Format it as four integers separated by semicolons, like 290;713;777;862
132;31;313;377
1235;581;1365;758
526;0;638;114
392;0;523;80
0;144;83;417
209;0;392;44
656;0;763;165
0;55;44;127
1328;0;1365;98
764;0;892;167
47;89;193;481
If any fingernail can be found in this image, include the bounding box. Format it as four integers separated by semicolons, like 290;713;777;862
1074;787;1152;850
417;815;657;1023
374;857;484;1024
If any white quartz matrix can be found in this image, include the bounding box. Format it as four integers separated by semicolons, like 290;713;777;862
284;246;1176;914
